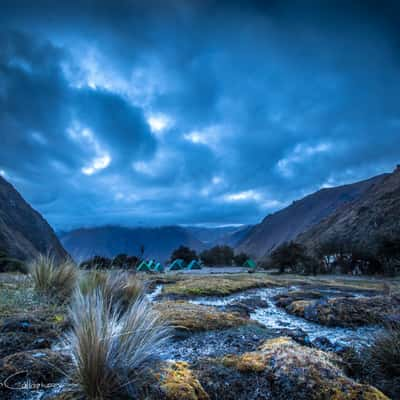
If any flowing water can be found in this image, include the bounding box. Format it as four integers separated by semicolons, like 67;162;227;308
189;287;380;348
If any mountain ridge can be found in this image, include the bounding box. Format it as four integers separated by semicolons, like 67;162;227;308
0;176;67;261
60;224;252;262
236;173;388;259
297;166;400;251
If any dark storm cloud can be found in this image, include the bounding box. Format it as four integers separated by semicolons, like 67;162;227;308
0;1;399;228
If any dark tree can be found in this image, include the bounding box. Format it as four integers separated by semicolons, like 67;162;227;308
376;236;400;276
200;245;235;266
233;252;249;266
113;253;128;267
80;255;113;270
125;255;139;269
269;242;309;273
315;238;352;273
139;244;145;258
170;246;198;264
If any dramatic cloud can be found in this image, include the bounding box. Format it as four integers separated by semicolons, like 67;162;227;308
0;1;399;229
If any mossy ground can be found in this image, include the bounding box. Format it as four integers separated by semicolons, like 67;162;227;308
216;337;389;400
159;272;400;298
160;361;209;400
0;273;66;320
160;274;278;297
154;301;253;332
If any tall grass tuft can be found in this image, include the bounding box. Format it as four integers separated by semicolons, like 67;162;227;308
365;323;400;398
79;271;145;310
345;323;400;399
29;254;78;301
66;289;171;399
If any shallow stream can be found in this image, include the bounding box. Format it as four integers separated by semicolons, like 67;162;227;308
188;287;380;349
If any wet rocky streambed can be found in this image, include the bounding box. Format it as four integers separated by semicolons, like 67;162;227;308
154;285;383;362
2;279;397;400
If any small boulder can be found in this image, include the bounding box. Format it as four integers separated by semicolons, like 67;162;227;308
286;296;400;327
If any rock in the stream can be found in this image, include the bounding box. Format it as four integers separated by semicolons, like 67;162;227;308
275;328;310;346
223;296;269;316
286;295;400;327
273;290;323;308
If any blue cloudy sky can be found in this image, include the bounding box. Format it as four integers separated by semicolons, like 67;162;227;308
1;0;400;229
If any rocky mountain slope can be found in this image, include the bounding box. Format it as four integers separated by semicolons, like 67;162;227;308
237;173;387;259
298;165;400;251
0;176;67;261
60;225;205;262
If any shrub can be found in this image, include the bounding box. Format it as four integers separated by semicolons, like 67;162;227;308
79;271;145;310
112;254;139;269
79;270;108;295
29;254;78;301
170;246;198;264
80;255;113;270
365;324;400;397
65;289;171;399
0;251;28;274
345;324;400;399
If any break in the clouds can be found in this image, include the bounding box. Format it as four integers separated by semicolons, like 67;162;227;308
0;1;400;229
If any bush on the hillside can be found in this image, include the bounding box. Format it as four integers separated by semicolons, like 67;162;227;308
233;252;249;266
65;289;171;399
170;246;198;264
29;254;78;301
200;245;235;266
80;255;113;270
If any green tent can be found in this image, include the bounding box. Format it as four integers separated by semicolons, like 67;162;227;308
137;260;153;272
243;259;257;269
168;259;185;271
186;259;202;270
153;262;164;273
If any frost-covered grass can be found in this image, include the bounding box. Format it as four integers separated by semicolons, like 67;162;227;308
65;288;171;399
79;270;145;310
29;254;78;302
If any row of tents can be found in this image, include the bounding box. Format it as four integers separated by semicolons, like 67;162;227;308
136;258;257;273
